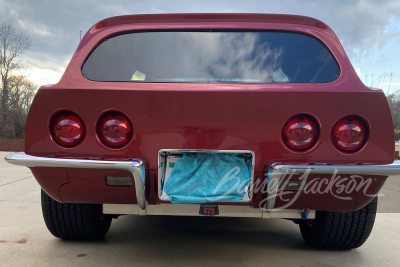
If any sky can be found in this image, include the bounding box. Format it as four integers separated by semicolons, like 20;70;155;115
1;0;400;93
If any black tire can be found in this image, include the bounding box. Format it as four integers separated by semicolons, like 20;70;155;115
41;189;112;240
299;197;377;249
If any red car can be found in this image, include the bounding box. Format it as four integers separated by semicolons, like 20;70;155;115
6;13;399;249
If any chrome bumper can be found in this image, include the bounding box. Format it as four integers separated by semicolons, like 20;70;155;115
266;160;400;211
5;152;146;210
5;152;400;213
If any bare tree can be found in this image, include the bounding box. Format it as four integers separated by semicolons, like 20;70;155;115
8;75;36;138
0;23;31;138
387;91;400;128
364;71;400;140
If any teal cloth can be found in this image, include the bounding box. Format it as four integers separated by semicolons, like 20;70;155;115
164;153;250;203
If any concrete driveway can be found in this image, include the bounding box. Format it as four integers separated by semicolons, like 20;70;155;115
0;151;399;267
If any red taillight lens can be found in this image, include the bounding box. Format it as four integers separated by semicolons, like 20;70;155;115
51;112;84;147
282;115;318;151
332;116;367;152
97;112;132;148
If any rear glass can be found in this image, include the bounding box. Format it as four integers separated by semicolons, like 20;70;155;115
82;31;340;83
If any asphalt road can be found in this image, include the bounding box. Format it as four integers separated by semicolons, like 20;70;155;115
0;151;399;267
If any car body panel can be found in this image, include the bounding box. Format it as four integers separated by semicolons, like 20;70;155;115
21;14;395;212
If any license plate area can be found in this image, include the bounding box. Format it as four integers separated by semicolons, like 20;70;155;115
158;149;254;203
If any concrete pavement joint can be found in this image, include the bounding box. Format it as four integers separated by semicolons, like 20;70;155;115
382;187;400;192
0;176;33;187
0;199;40;203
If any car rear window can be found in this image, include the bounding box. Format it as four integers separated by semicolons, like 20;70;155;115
82;31;340;83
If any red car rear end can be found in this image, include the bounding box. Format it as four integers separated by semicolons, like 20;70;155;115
6;14;399;249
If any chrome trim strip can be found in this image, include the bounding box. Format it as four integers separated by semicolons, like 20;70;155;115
103;204;140;215
102;203;314;219
5;152;146;210
273;161;400;176
266;160;400;212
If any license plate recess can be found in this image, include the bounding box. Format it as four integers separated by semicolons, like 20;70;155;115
158;150;254;202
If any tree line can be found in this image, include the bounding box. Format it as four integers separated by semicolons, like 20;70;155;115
0;23;399;140
0;23;35;139
387;92;400;141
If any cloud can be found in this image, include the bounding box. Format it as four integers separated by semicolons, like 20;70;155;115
15;68;64;86
2;0;399;57
379;82;400;87
17;19;52;37
0;5;10;23
0;0;399;85
355;67;362;77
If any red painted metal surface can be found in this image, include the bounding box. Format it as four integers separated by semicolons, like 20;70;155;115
30;167;68;202
24;14;395;211
273;174;387;212
61;169;137;204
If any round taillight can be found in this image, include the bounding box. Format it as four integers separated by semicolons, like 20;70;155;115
332;116;367;152
51;112;84;147
97;112;132;148
282;115;318;151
